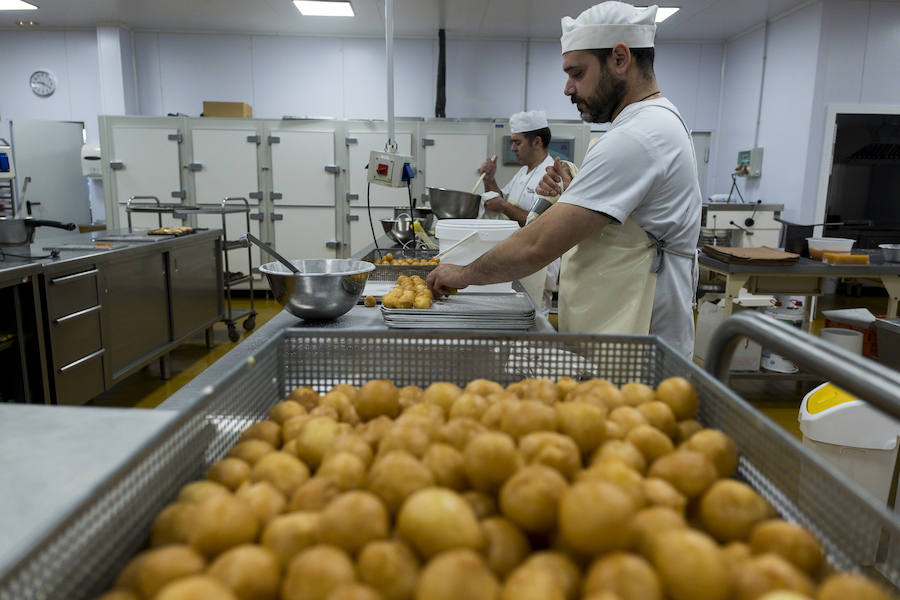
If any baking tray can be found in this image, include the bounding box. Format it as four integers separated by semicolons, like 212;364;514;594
381;292;535;330
3;330;900;598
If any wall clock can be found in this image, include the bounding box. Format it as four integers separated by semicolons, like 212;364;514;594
30;70;56;97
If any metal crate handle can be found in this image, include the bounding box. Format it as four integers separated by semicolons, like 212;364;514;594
707;311;900;420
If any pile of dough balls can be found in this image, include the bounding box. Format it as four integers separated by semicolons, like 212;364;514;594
98;376;892;600
374;253;440;266
381;276;434;310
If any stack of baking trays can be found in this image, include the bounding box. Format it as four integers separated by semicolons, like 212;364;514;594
381;292;536;330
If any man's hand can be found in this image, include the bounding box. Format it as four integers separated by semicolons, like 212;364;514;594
536;157;572;197
426;264;469;297
478;156;498;179
484;193;506;213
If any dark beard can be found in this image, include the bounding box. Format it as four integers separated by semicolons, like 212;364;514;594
571;69;627;124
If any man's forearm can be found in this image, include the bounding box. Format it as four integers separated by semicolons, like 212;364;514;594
483;178;502;194
501;202;529;227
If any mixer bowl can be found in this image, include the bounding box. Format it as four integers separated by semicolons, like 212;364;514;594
427;187;481;219
381;218;415;245
259;259;375;320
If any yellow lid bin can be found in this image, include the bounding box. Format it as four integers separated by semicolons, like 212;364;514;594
799;382;900;508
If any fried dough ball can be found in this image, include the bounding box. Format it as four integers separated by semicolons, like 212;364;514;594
321;391;361;426
619;382;655;406
464;378;504;397
367;450;436;514
261;512;321;565
178;480;231;504
283;415;314;444
685;429;740;478
415;549;499;600
439;417;487;451
325;584;382;600
449;392;490;421
520;552;581;600
722;541;752;570
318;452;368;491
251;451;310;498
155;575;237;600
235;481;287;526
357;416;393;448
330;384;359;403
499;464;568;533
319;491;390;554
577;460;645;508
558;481;636;554
290;386;321;411
651;529;730;600
554;401;607;457
357;540;420;600
394;413;442;443
567;379;622;407
422;382;464;412
295;417;343;470
228;439;277;465
270;400;308;425
507;378;561;405
207;458;252;491
481;517;530;578
479;396;518;430
404;401;445;422
96;591;139;600
364;296;377;308
676;419;704;443
519;432;581;481
608;406;649;434
378;424;431;458
583;552;663;600
310;405;343;421
114;552;146;591
625;425;674;464
699;480;774;543
642;477;687;514
397;487;484;558
500;400;557;439
605;420;626;440
757;594;813;600
150;502;198;547
647;450;718;500
239;420;283;449
323;434;375;468
628;506;686;558
463;432;522;493
732;553;816;600
462;490;498;519
655;377;698;420
282;545;356;600
290;476;342;512
817;573;891;600
422;443;468;490
132;545;207;599
355;379;401;421
592;440;647;474
749;520;823;575
555;376;578;398
190;493;260;557
636;401;678;440
208;544;280;600
501;566;565;600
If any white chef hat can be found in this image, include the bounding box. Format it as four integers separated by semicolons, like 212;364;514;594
561;2;657;54
509;110;549;134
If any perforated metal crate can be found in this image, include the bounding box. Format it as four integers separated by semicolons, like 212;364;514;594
361;248;438;282
2;329;899;599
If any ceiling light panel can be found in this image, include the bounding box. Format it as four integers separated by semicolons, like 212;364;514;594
0;0;38;10
293;1;354;17
654;7;680;23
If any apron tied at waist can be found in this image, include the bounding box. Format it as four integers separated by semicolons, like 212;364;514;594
644;229;697;274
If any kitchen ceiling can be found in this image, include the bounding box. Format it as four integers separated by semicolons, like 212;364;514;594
2;0;813;42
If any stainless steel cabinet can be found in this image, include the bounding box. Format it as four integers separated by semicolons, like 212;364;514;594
169;237;222;341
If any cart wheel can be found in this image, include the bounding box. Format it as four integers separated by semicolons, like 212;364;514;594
227;324;240;342
243;316;256;331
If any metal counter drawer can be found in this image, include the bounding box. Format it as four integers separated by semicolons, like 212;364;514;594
49;306;103;369
46;268;100;321
54;349;105;406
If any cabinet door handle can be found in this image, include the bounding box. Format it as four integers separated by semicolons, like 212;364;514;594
50;269;98;285
59;348;105;373
54;304;102;324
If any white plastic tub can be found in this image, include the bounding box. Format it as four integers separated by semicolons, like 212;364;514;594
434;219;519;293
806;237;855;261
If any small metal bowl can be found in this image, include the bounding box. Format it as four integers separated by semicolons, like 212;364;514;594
259;259;375;320
880;244;900;263
380;218;415;245
427;187;481;219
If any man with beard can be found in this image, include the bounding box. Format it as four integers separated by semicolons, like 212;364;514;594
427;1;701;356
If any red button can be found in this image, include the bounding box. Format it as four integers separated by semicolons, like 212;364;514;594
376;163;389;176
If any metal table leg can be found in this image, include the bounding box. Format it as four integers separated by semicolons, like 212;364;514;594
882;275;900;318
159;354;171;380
722;273;751;317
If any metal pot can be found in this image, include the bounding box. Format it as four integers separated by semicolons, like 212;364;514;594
426;187;481;219
0;218;77;246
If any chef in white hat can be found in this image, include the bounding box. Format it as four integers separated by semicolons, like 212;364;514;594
477;110;555;225
429;1;701;356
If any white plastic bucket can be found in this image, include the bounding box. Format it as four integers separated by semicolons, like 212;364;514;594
819;327;864;355
761;307;804;373
434;219;519;293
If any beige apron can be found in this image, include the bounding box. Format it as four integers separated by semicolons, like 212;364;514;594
559;218;657;335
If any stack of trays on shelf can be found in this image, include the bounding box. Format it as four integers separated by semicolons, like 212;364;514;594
381;292;535;330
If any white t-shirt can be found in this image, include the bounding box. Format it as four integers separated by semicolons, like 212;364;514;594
558;98;701;355
501;154;557;212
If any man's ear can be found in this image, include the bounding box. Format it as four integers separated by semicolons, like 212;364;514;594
611;43;631;74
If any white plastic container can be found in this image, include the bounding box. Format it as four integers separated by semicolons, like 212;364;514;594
799;382;900;508
434;219;520;293
806;237;855;261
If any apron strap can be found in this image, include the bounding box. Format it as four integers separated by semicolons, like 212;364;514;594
644;229;696;274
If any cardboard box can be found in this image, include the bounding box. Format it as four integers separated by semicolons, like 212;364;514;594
202;101;253;118
694;299;763;371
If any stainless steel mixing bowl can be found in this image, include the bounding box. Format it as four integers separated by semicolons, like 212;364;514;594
393;206;435;233
880;244;900;263
381;218;415;245
259;259;375;320
427;187;481;219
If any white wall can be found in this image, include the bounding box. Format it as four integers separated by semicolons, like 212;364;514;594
0;29;102;143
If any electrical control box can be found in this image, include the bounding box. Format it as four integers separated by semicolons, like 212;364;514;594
0;144;14;181
81;144;102;177
366;150;414;188
735;147;763;177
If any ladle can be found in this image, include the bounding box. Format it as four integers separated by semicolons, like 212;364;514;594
240;232;301;274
